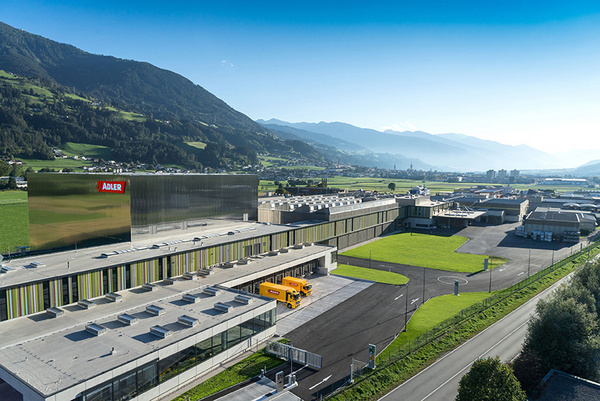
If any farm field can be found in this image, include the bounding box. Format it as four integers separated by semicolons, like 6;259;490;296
341;232;506;273
0;191;29;253
61;142;112;160
333;264;409;285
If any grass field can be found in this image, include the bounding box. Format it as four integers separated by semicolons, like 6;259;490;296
341;233;506;273
392;292;493;346
0;191;29;253
333;264;409;285
16;157;93;171
61;142;112;160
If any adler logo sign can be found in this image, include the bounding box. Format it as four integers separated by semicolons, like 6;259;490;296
97;181;126;194
268;289;280;295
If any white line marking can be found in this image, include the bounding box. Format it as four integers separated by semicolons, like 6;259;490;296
517;272;524;276
411;298;419;305
309;374;332;390
418;319;529;400
394;294;404;300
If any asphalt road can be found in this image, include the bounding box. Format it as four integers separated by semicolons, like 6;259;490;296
269;224;595;400
378;272;570;401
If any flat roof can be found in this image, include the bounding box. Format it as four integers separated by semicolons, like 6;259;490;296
0;243;334;397
0;221;301;289
0;282;274;397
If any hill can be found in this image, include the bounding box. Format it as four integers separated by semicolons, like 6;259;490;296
0;22;332;169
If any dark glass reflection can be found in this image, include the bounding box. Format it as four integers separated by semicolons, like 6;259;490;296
28;173;131;251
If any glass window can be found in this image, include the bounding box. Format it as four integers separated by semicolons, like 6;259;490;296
227;325;242;348
240;320;253;341
114;371;137;401
213;332;226;353
195;337;213;362
159;351;185;383
137;364;157;393
84;382;112;401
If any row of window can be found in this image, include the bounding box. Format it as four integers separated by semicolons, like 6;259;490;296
79;309;276;401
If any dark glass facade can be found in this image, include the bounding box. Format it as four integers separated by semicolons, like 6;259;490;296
79;309;275;401
130;174;257;241
27;173;258;251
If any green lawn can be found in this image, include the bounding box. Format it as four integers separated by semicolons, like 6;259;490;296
341;233;506;273
16;157;93;171
61;142;112;160
172;348;286;401
333;264;409;285
280;165;326;171
117;110;146;122
394;292;493;346
0;191;29;253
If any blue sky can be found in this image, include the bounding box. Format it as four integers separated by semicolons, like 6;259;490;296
1;1;599;157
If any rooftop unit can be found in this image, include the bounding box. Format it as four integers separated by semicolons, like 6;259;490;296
117;313;139;325
150;325;171;339
146;305;165;316
85;323;108;336
178;315;200;327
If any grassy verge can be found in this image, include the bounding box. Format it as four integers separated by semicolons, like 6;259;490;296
341;233;506;273
384;292;494;351
172;345;288;401
329;245;599;400
0;191;29;253
333;264;409;285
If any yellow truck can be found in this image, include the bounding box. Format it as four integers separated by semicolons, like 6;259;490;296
259;282;301;309
282;276;312;297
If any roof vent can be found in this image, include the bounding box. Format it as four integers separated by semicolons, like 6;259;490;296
28;261;46;268
46;307;64;318
178;315;200;327
142;283;157;291
0;265;15;273
203;287;220;297
234;294;253;305
118;313;138;325
106;292;122;302
77;299;96;309
146;305;165;316
150;325;171;339
183;293;200;303
214;302;231;313
85;323;108;336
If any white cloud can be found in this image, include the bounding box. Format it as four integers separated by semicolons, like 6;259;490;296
381;121;417;132
221;59;234;68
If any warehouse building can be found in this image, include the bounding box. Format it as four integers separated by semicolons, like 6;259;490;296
518;207;596;242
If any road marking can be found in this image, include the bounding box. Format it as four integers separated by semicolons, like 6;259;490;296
309;374;332;390
517;272;524;276
394;294;404;300
418;319;530;400
499;268;505;272
379;275;570;401
411;298;419;305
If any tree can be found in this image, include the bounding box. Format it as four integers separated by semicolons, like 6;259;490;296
388;182;396;191
456;356;526;401
523;296;600;380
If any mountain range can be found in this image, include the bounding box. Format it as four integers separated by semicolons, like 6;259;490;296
257;119;571;172
1;21;597;176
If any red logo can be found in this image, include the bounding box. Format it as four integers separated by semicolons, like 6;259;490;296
97;181;126;194
268;289;280;295
288;282;298;287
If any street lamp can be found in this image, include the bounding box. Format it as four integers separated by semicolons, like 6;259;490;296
528;248;531;278
404;282;409;332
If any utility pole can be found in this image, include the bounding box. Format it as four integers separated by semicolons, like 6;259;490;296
422;266;426;305
404;282;409;332
528;248;531;278
489;267;492;293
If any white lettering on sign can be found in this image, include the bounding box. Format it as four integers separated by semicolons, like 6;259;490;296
102;182;122;191
268;289;280;295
